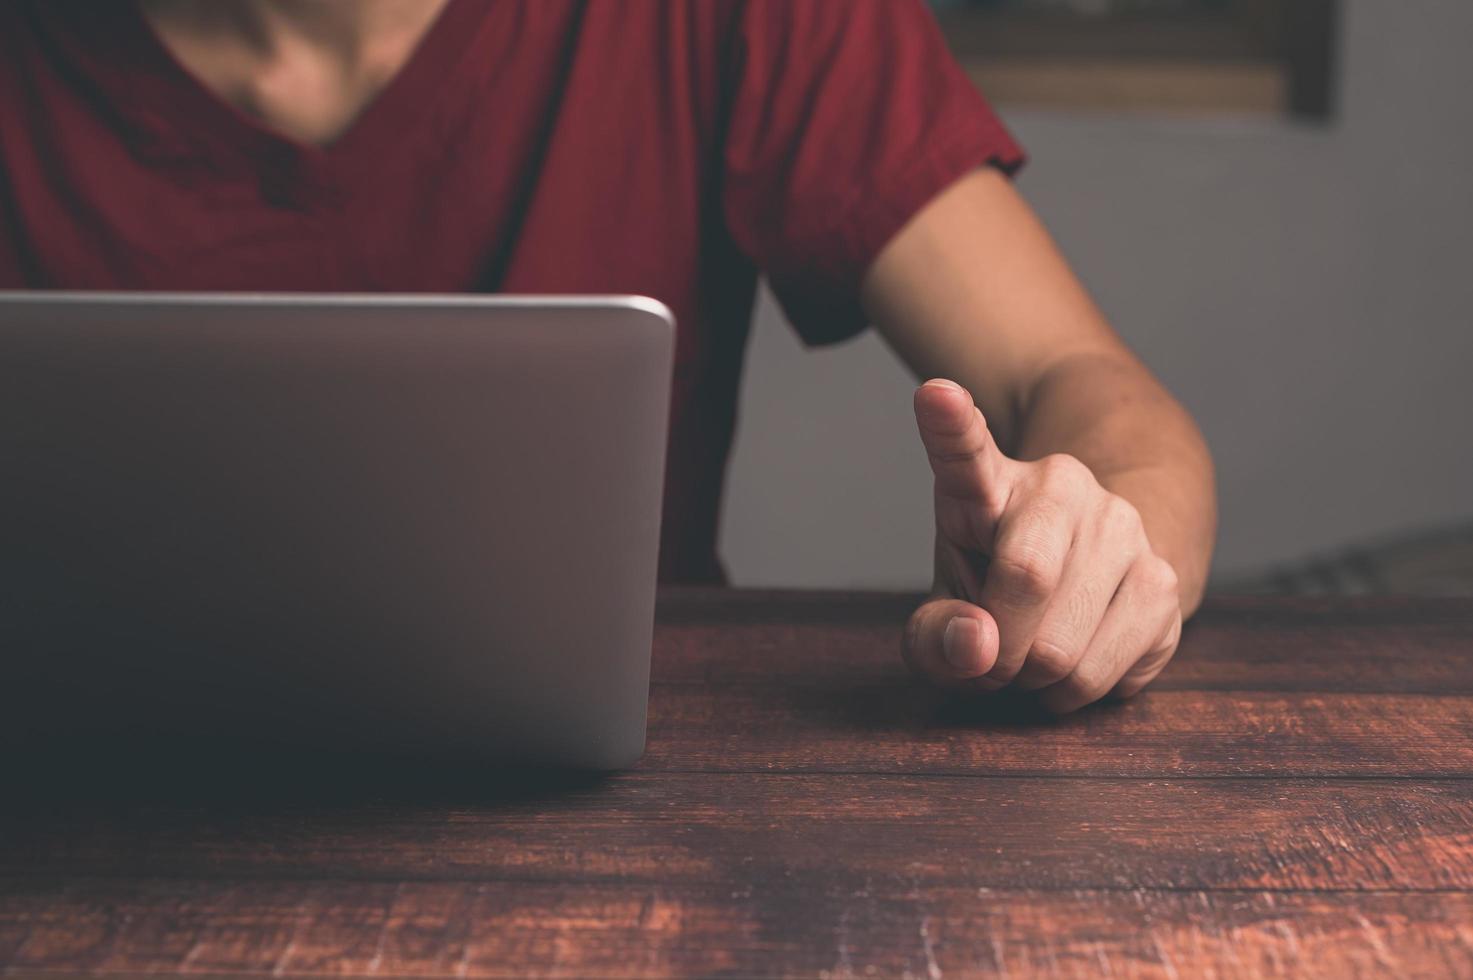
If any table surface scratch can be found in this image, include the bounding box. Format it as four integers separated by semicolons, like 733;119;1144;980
3;589;1473;978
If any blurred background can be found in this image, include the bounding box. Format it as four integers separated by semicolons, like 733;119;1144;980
720;0;1473;594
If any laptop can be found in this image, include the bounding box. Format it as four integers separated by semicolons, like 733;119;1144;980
0;292;674;770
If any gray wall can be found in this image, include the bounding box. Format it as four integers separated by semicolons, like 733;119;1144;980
719;0;1473;589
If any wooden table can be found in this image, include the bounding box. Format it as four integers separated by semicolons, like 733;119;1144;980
4;590;1473;978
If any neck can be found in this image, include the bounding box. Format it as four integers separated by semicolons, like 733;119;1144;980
138;0;453;146
141;0;450;64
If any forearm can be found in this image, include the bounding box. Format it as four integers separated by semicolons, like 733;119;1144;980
859;166;1216;613
1004;351;1217;615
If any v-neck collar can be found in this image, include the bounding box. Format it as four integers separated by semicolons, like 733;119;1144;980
37;0;489;205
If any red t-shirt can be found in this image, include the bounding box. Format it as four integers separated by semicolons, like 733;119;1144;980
0;0;1024;583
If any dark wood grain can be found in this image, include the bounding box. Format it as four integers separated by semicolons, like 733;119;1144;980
3;591;1473;978
4;880;1471;979
648;689;1473;777
5;776;1471;891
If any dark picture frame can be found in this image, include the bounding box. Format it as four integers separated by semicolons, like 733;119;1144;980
933;0;1340;120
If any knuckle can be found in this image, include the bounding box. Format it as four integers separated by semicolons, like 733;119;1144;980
927;446;981;466
1026;636;1079;683
927;454;986;502
1138;641;1176;681
1113;674;1153;701
984;659;1025;687
1143;556;1180;596
1039;452;1084;480
1101;494;1144;538
1039;453;1092;492
1157;612;1184;654
1017;493;1071;533
1055;666;1110;711
1117;644;1176;700
990;549;1061;602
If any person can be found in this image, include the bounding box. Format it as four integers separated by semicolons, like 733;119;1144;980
0;0;1216;713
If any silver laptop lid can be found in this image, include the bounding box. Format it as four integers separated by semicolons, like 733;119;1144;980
0;292;674;769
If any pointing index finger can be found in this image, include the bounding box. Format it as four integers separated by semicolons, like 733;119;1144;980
913;379;1012;511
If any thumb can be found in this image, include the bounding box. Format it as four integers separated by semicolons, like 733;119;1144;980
904;596;1001;687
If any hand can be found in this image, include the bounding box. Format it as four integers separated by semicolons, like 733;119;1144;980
903;379;1183;713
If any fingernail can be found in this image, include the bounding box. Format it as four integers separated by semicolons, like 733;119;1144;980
922;379;963;393
943;616;980;672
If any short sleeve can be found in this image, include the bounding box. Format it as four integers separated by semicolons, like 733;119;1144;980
720;0;1025;346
